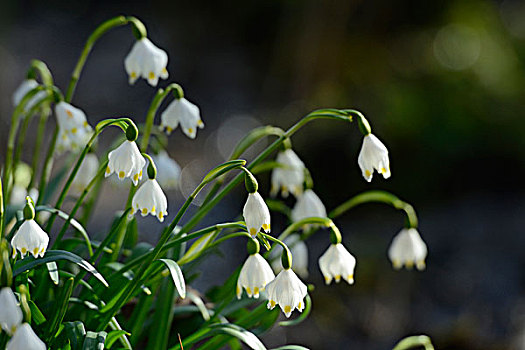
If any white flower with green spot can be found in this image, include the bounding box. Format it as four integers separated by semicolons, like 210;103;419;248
271;149;305;198
358;133;391;182
11;219;49;259
125;38;168;86
6;323;46;350
319;243;356;285
242;192;271;237
131;179;168;222
236;253;275;299
160;98;204;139
265;269;307;318
388;228;427;270
105;140;146;186
0;288;23;335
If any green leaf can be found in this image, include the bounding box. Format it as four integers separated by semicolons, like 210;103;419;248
186;290;210;321
105;330;130;349
229;125;285;160
202;323;266;350
177;231;218;266
48;278;75;340
157;259;186;299
47;261;59;285
14;250;108;287
95;119;127;133
64;322;87;350
36;206;93;256
82;331;107;350
271;346;310;350
28;300;46;325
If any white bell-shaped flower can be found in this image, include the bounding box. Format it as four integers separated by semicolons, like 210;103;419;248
12;79;47;113
271;234;309;278
358;133;391;182
131;179;168;222
319;243;356;285
160;98;204;139
270;149;305;198
152;150;181;190
55;102;93;153
6;323;46;350
265;269;308;318
11;219;49;259
124;38;168;86
291;189;327;225
105;140;146;186
71;153;99;193
0;288;23;335
243;192;271;237
388;228;428;270
236;253;275;299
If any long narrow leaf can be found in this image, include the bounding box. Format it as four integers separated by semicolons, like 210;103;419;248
157;259;186;299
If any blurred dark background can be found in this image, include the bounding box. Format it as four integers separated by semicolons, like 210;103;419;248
1;0;525;349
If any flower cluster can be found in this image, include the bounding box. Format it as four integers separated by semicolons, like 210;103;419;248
0;288;46;349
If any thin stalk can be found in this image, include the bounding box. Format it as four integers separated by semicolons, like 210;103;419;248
329;190;418;228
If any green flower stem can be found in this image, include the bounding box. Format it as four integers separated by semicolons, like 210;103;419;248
97;161;246;330
259;232;292;268
28;107;51;189
65;16;138;102
52;160;109;251
79;173;103;225
329;190;419;228
392;335;434;350
45;118;137;232
180;109;354;234
277;216;333;242
36;126;58;206
108;222;245;279
0;179;3;238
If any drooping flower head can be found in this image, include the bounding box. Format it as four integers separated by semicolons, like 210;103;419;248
152;150;181;190
12;79;47;113
160;97;204;139
11;219;49;259
271;149;305;198
291;189;327;225
271;234;309;278
55;102;94;153
266;269;308;318
319;243;356;285
131;179;168;222
388;228;428;270
105;140;146;186
237;253;275;299
6;323;46;350
0;288;23;335
125;38;168;86
71;153;99;193
358;134;391;182
243;192;271;237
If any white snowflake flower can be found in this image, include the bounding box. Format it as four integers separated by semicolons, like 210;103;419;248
131;179;168;222
388;228;428;270
0;288;23;335
11;219;49;259
358;133;391;182
55;102;93;153
236;253;275;299
271;234;309;278
270;149;305;198
266;269;308;318
291;189;327;227
124;38;168;86
152;150;181;190
12;79;47;113
105;140;146;186
319;243;356;285
6;323;46;350
160;97;204;139
71;153;99;193
242;192;271;237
